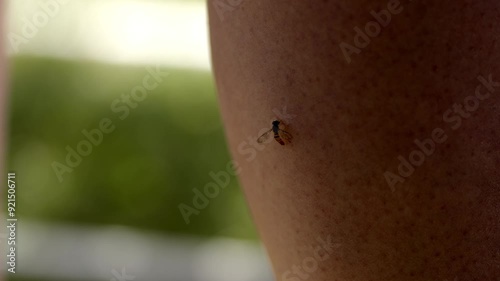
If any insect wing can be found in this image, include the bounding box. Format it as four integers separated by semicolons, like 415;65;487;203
257;129;273;143
278;129;293;143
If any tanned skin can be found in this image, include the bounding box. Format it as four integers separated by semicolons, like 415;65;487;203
208;0;499;280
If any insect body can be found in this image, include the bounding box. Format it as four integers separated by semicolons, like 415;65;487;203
257;120;293;145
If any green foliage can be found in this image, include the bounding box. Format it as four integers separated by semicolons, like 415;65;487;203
7;56;257;240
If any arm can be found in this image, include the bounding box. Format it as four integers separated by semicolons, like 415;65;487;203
209;0;499;279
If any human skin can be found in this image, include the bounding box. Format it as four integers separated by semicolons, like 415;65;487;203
208;0;499;280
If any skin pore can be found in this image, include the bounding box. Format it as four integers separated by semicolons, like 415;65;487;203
208;0;499;280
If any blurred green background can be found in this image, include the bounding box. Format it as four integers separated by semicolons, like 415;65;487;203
4;0;268;280
8;56;256;239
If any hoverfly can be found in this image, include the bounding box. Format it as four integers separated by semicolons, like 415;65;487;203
257;120;293;145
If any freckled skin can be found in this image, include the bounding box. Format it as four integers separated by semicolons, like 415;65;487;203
209;0;500;280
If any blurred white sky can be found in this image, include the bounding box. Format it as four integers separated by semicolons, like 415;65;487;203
6;0;211;70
